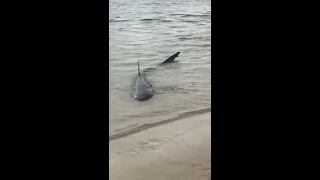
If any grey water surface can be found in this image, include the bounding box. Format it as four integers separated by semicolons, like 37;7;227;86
109;0;211;136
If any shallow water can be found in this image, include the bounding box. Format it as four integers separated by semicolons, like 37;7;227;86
109;0;211;136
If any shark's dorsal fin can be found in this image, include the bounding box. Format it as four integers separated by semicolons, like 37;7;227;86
138;60;141;80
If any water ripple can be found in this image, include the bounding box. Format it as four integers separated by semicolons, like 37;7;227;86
109;0;211;135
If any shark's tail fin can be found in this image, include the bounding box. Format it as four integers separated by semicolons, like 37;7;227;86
162;52;180;64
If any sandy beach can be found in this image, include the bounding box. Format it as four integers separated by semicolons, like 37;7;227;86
109;112;211;180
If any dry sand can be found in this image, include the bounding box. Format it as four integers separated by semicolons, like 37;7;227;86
109;112;211;180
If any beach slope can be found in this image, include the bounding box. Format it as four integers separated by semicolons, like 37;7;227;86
109;112;211;180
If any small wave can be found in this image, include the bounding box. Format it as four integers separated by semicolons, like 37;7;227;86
179;36;209;41
170;13;211;18
192;36;206;40
181;14;211;18
181;20;199;23
162;86;199;94
169;25;184;28
170;13;186;16
179;37;193;41
140;18;161;22
183;43;211;48
109;19;130;22
160;19;173;22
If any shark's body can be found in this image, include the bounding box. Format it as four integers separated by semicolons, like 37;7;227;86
133;52;180;101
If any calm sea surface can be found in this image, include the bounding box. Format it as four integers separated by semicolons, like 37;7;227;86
109;0;211;136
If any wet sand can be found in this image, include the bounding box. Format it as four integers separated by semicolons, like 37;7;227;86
109;112;211;180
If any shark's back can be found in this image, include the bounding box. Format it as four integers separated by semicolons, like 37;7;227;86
133;76;155;101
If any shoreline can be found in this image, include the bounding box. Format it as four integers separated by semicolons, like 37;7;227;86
109;111;211;180
109;107;211;141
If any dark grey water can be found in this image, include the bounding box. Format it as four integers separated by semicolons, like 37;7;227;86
109;0;211;135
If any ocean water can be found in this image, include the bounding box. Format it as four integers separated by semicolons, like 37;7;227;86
109;0;211;137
